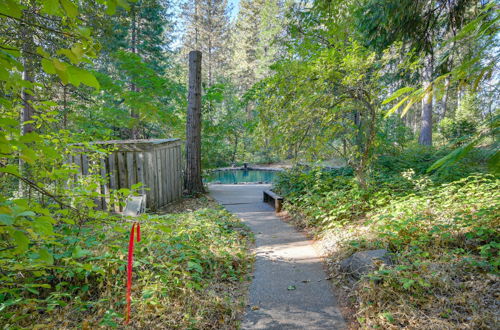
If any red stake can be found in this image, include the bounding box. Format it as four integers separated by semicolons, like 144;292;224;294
125;222;141;325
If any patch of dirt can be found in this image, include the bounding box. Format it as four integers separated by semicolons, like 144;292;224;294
156;194;219;213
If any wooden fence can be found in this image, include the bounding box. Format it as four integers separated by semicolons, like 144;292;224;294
70;139;183;211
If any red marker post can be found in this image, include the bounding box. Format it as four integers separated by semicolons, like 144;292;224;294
125;222;141;325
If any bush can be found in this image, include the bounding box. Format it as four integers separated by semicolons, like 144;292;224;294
0;200;252;328
274;149;499;328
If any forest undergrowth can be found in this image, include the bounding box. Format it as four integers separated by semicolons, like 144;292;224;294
274;147;499;329
1;197;253;329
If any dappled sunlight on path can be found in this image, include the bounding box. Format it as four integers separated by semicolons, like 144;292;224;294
210;184;345;329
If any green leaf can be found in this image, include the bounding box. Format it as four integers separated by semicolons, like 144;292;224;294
117;0;130;10
402;279;414;289
36;46;50;58
25;287;40;295
0;214;14;225
0;67;10;81
60;0;79;18
77;69;100;89
41;0;60;15
68;66;100;89
0;164;20;176
37;247;54;265
70;44;84;60
16;211;35;217
382;86;414;105
12;230;29;253
0;0;23;18
53;59;69;84
106;0;117;15
32;216;54;236
57;49;79;64
381;312;394;323
384;95;409;118
19;132;41;143
187;261;203;273
427;138;480;172
72;245;90;259
487;150;499;175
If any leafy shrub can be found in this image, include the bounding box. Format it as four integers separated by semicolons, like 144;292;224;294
276;151;498;328
439;117;477;143
0;202;252;328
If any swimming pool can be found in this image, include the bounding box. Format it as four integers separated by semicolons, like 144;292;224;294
205;169;279;184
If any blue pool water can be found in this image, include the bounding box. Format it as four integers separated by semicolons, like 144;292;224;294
205;169;278;184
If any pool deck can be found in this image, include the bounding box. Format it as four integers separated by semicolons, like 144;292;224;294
209;184;346;329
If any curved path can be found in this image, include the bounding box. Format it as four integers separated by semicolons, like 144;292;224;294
209;184;345;329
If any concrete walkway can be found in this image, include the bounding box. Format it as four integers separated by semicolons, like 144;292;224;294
209;184;345;329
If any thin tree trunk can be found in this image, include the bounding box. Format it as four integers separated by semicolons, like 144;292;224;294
457;83;463;111
63;85;68;129
130;4;140;139
185;50;204;194
418;54;434;146
21;30;35;135
441;75;451;120
19;17;35;196
231;134;238;163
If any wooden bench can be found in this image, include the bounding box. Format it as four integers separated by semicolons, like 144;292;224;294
263;190;284;212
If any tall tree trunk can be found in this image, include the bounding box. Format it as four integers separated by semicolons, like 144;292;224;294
130;4;140;139
194;0;199;48
62;85;68;129
19;17;35;197
441;75;451;120
457;83;463;111
185;51;204;194
21;25;35;136
418;54;434;146
231;134;238;163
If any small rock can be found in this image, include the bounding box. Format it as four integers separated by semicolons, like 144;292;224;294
340;249;393;279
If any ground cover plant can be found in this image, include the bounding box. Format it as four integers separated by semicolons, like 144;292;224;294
274;149;499;329
0;197;253;328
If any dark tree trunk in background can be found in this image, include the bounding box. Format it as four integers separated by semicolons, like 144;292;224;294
418;54;434;146
19;18;35;196
21;24;35;135
185;50;204;194
130;4;140;139
441;75;450;120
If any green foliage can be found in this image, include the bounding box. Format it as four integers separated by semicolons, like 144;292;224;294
439;117;477;142
201;81;252;167
0;203;252;328
371;174;498;265
79;50;184;140
275;146;498;327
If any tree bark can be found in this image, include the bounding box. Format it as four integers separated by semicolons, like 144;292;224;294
21;24;35;135
19;16;35;197
441;75;451;120
418;54;434;146
130;4;140;139
185;50;204;194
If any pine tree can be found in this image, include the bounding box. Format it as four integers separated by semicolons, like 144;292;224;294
231;0;287;93
92;0;179;139
181;0;232;86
